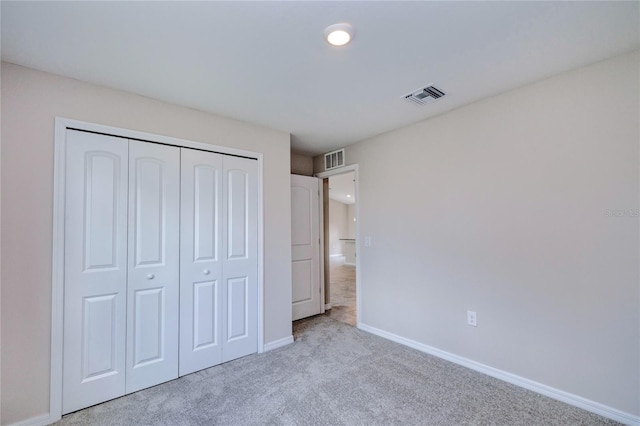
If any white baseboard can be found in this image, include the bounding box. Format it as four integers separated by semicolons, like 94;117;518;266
325;303;332;310
7;413;52;426
262;335;294;352
343;262;355;266
11;328;636;426
358;323;639;426
329;254;343;258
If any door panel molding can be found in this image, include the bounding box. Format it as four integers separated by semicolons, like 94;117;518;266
291;174;323;321
179;149;224;375
125;140;180;394
62;130;128;414
221;156;258;362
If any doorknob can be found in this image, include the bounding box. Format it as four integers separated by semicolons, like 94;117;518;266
203;269;210;275
146;274;155;280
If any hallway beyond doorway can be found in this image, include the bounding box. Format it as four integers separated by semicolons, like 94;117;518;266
326;256;356;326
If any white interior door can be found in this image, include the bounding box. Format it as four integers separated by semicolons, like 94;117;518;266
291;174;322;321
63;130;128;414
125;140;180;393
222;156;258;362
179;148;223;375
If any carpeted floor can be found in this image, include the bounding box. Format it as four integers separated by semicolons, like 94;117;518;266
57;315;618;425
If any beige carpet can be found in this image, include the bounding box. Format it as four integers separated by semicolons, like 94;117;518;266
56;315;617;425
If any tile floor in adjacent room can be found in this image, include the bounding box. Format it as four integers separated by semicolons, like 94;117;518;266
325;256;356;326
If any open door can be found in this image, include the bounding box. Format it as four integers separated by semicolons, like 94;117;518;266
291;174;323;320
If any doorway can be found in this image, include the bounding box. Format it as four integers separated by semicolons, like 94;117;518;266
317;167;359;327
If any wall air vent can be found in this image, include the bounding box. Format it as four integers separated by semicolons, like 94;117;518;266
403;85;446;105
324;148;345;170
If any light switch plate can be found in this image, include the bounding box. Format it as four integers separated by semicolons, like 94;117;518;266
467;310;477;327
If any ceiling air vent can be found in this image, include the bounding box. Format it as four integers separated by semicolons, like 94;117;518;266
403;85;446;105
324;148;345;170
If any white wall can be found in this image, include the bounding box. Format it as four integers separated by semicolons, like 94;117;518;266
291;151;314;176
1;62;293;424
315;51;640;417
344;204;357;265
329;199;348;256
347;204;356;239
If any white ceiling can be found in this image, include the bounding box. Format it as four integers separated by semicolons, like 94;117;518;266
329;172;355;205
2;2;638;156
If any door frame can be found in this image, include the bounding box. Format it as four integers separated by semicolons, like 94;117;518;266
50;117;265;422
315;164;361;327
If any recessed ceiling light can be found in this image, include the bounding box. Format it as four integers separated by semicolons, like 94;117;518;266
324;23;354;47
347;194;351;198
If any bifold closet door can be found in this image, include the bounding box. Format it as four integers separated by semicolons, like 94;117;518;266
179;148;224;376
63;131;128;414
63;131;258;411
126;140;180;393
179;150;258;374
222;155;258;362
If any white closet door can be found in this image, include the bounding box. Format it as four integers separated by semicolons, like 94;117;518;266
179;148;223;376
63;130;128;414
222;156;258;362
125;140;180;393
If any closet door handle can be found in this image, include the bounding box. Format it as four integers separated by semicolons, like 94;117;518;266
146;274;155;280
203;269;210;275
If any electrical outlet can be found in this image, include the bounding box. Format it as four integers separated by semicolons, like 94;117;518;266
467;310;477;327
364;236;372;247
